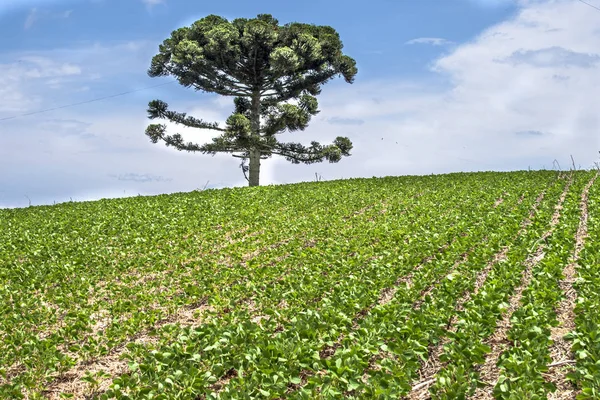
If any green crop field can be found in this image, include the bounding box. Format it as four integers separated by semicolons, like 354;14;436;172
2;171;600;399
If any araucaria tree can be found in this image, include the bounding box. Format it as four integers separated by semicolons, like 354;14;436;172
145;14;357;186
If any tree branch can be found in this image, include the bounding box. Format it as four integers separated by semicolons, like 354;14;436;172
148;100;225;131
270;137;352;164
145;124;247;155
145;124;204;152
270;150;324;164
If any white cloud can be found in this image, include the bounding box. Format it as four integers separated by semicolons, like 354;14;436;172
0;40;156;118
142;0;165;8
0;57;82;114
23;6;73;30
501;46;600;68
405;37;454;46
24;8;37;29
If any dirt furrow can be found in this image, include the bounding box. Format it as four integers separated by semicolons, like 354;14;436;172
43;300;215;399
203;231;447;398
14;226;258;351
405;190;547;399
469;176;572;399
48;234;287;353
94;225;254;290
546;173;598;400
39;234;355;399
493;193;507;208
318;240;457;362
40;238;311;398
377;239;456;309
406;245;510;400
356;241;483;389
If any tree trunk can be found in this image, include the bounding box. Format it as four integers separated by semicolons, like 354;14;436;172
248;148;261;187
248;92;261;187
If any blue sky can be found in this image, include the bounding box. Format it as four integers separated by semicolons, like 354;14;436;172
0;0;518;93
1;0;599;207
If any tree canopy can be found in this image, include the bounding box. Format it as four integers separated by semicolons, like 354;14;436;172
145;13;357;186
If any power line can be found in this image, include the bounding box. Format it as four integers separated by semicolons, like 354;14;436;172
577;0;600;12
0;80;177;122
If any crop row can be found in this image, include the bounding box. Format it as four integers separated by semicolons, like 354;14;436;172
1;178;417;396
2;175;436;394
0;171;576;399
92;174;559;399
481;172;593;398
569;172;600;399
99;181;501;398
421;172;570;399
289;174;555;398
212;179;530;399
